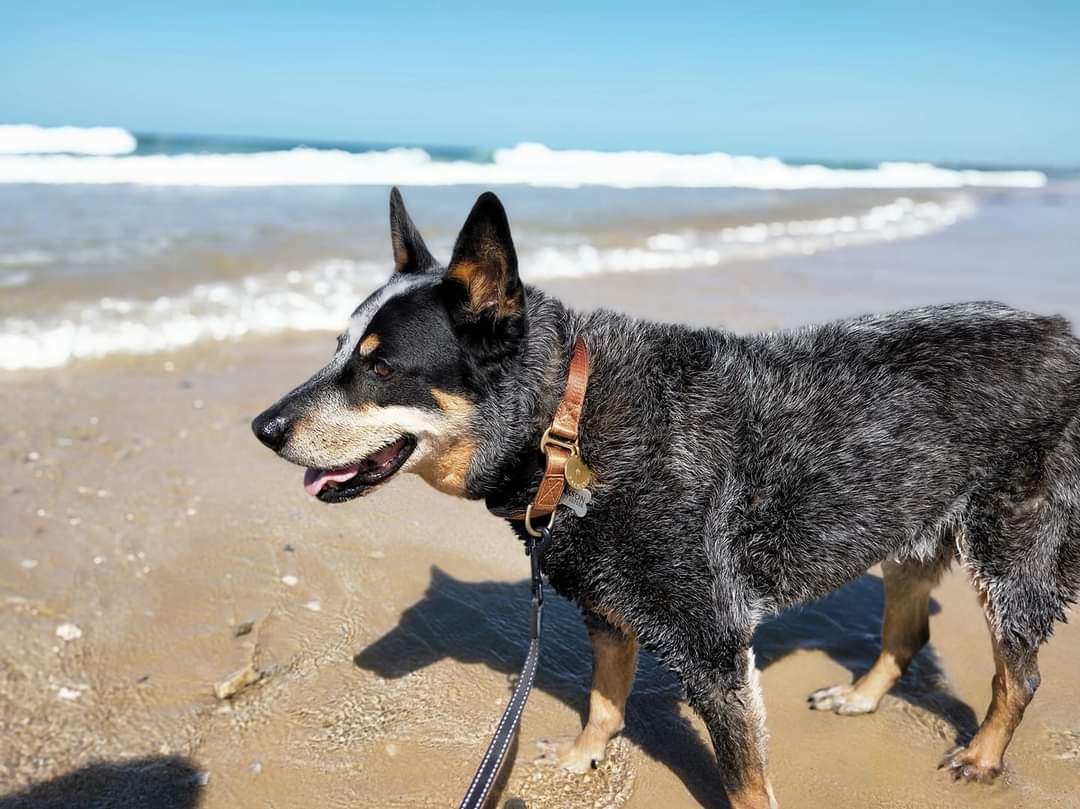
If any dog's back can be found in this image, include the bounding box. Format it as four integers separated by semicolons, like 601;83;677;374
738;301;1080;606
575;301;1080;613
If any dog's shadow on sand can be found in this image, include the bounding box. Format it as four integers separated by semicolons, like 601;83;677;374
0;756;203;809
355;567;979;809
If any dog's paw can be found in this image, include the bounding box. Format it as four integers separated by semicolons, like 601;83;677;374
533;736;605;774
938;747;1003;784
807;683;879;715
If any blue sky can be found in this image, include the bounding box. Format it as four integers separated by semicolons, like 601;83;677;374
4;1;1078;165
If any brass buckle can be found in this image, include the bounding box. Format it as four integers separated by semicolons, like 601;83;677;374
539;426;577;455
524;503;557;538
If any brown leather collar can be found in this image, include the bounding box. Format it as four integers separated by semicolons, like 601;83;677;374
496;336;592;536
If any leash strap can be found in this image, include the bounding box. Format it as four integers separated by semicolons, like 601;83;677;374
460;340;591;805
457;529;548;809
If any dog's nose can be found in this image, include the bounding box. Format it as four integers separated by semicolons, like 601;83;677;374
251;410;292;452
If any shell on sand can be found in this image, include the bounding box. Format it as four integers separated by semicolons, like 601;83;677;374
213;663;262;701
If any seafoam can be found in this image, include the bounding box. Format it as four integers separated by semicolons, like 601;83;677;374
0;196;975;370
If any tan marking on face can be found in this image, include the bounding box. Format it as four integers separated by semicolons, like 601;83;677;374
431;388;471;414
414;435;476;497
412;389;476;496
359;333;380;355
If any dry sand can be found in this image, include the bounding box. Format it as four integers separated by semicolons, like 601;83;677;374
3;212;1080;808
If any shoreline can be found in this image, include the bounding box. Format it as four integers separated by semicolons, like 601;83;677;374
0;186;976;372
5;182;1078;377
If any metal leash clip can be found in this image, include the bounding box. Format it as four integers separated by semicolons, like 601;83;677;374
527;528;548;639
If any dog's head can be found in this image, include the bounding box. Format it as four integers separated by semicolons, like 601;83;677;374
252;188;525;503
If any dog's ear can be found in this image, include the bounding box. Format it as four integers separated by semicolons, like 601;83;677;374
444;192;524;330
389;187;437;274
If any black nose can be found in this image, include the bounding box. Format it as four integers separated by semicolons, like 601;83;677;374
252;410;292;452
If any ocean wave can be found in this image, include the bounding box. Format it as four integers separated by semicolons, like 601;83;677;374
0;270;33;288
0;142;1046;189
0;249;54;266
0;124;137;156
0;196;972;370
523;197;973;276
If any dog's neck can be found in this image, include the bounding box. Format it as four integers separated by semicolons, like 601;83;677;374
470;286;583;508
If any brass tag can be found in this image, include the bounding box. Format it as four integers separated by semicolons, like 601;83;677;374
564;455;594;491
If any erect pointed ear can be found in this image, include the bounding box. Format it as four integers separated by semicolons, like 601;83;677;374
444;192;524;324
389;187;437;274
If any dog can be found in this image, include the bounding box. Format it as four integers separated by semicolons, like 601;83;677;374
253;188;1080;808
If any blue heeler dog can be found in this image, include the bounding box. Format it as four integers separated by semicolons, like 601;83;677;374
253;189;1080;808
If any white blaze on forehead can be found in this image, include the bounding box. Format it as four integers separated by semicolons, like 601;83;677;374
331;273;436;368
281;271;440;443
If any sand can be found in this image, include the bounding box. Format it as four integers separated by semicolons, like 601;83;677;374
3;197;1080;808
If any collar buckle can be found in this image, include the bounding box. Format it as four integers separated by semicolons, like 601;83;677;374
495;336;592;537
539;426;577;455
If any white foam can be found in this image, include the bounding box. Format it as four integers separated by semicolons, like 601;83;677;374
0;270;33;288
0;125;137;156
0;196;974;371
521;197;973;277
0;142;1046;189
0;250;54;266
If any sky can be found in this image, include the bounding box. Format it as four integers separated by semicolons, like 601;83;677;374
3;1;1078;165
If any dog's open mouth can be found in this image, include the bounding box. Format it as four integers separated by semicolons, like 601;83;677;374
303;436;416;503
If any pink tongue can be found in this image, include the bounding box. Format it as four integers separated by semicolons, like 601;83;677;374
303;464;361;496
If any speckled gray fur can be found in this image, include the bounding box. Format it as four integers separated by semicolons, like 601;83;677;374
467;288;1080;788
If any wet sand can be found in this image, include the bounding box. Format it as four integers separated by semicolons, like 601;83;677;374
3;191;1080;808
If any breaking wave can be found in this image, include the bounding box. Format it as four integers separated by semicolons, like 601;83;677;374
0;124;137;156
0;196;973;370
0;141;1046;189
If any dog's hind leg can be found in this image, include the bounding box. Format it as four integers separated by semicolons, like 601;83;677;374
941;461;1074;783
535;612;638;773
809;558;940;715
939;621;1040;783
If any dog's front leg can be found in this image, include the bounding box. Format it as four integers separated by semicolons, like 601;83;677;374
685;647;776;809
535;612;638;773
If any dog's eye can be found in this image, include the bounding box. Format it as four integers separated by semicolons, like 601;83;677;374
372;359;394;379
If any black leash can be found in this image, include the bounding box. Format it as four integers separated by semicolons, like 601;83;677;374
457;527;550;809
